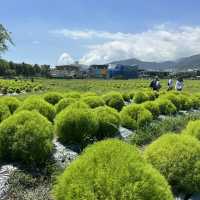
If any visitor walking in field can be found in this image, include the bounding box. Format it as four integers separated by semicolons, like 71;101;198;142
175;78;184;91
167;77;173;91
150;77;161;91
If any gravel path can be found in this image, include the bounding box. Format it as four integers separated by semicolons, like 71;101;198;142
0;165;17;200
53;139;78;169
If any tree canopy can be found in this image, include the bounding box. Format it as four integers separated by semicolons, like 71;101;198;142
0;24;13;54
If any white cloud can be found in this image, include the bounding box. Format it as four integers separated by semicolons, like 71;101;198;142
54;25;200;65
80;26;200;65
52;29;134;40
57;53;74;65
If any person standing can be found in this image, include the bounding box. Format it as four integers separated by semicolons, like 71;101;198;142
150;77;161;91
175;78;184;91
167;77;173;91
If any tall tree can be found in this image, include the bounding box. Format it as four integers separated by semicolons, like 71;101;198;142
0;24;13;54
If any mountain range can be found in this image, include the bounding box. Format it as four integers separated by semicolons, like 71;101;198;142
109;54;200;71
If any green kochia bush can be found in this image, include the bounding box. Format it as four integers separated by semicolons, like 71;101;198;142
53;139;173;200
44;92;63;105
144;134;200;196
0;103;11;122
177;94;193;110
17;96;56;122
134;91;149;104
55;98;77;113
102;92;124;111
82;96;105;108
122;92;131;102
163;93;182;111
142;101;160;119
1;97;21;113
120;104;153;130
67;101;90;110
183;120;200;140
55;108;98;147
155;99;176;115
0;111;54;167
94;106;120;139
64;92;81;99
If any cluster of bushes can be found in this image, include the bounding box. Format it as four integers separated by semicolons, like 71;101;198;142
133;91;158;104
0;79;43;94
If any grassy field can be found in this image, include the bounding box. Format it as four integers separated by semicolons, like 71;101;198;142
34;78;200;94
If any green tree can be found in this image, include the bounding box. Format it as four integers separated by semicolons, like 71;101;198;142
0;24;13;54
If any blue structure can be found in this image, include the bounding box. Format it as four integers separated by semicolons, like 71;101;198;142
108;64;139;79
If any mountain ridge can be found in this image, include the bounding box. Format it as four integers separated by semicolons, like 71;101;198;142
109;54;200;71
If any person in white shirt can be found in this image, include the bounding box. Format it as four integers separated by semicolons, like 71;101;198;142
175;78;184;91
167;77;173;91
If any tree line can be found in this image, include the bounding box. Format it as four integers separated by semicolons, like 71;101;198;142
0;59;51;77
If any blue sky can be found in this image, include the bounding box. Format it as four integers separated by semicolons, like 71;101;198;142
1;0;200;65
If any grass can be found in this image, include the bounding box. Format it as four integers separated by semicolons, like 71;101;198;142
35;78;200;93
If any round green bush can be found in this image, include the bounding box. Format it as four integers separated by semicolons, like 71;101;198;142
44;92;63;105
129;91;135;99
1;96;21;113
53;139;173;200
0;110;53;166
146;91;157;101
120;104;153;130
55;98;77;113
17;96;56;122
102;92;124;111
155;99;176;115
67;101;90;110
64;92;81;99
55;108;99;147
0;103;11;122
82;96;105;108
142;101;160;119
183;120;200;140
190;96;200;109
94;106;120;139
144;134;200;195
134;91;149;104
163;93;182;111
81;92;97;97
122;92;131;102
177;94;193;110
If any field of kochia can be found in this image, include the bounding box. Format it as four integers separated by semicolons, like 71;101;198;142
1;78;200;199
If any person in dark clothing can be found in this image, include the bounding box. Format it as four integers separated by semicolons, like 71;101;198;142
150;77;161;91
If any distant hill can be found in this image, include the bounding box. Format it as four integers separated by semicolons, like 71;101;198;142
109;54;200;71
